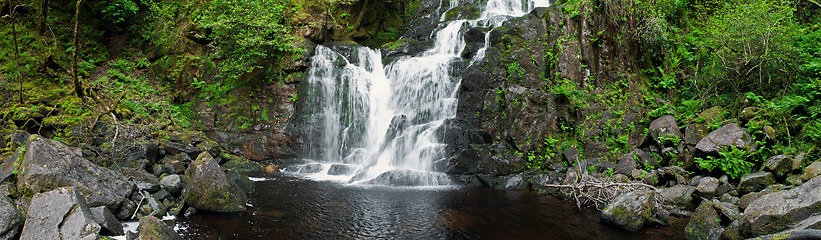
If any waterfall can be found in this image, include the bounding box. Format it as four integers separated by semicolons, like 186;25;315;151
295;0;551;186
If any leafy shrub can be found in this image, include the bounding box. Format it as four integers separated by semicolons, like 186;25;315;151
698;0;801;95
694;146;754;179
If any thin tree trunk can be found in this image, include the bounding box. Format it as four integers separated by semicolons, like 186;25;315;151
10;0;23;103
72;0;84;98
36;0;48;35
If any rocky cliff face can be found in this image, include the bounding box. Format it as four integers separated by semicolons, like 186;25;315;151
446;3;646;175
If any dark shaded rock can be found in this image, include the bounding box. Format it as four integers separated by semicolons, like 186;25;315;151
159;174;184;194
299;163;323;174
695;124;753;153
89;206;124;236
220;155;263;172
601;189;656;231
0;195;23;240
327;164;357;176
738;171;775;194
786;174;804;186
0;149;21;184
183;152;246;212
137;216;183;240
685;201;723;240
792;213;821;231
10;131;30;149
802;162;821;182
125;169;161;192
762;155;792;175
792;152;808;171
20;187;101;240
563;147;579;163
720;193;740;205
615;152;637;175
159;141;200;160
658;184;696;209
649;115;682;145
530;171;560;193
226;169;253;194
696;177;719;198
684;123;710;145
739;185;787;210
126;143;159;164
18;135;134;209
494;174;530;190
364;170;451;186
115;200;137;220
740;176;821;237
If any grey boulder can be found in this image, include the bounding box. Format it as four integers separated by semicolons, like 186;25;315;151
20;187;101;240
17;135;134;209
601;189;656;231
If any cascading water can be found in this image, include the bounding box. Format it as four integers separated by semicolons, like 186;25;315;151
295;0;551;186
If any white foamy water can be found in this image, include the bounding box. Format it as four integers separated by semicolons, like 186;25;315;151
297;0;551;186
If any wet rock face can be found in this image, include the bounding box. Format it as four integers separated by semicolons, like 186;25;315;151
183;152;247;212
740;176;821;237
20;187;101;240
18;135;134;209
601;189;656;231
447;8;560;175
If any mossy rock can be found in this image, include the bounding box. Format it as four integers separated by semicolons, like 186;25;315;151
183;152;246;212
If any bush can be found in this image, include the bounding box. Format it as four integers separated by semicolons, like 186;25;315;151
697;0;801;95
694;146;754;179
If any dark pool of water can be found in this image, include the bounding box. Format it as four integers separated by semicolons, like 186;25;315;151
173;174;686;239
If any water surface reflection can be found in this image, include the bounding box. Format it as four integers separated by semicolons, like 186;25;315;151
175;174;685;239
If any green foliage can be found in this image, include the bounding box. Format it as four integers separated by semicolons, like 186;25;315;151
196;0;304;82
697;0;801;95
694;146;754;179
93;0;140;25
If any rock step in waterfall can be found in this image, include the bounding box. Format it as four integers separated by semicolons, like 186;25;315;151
291;0;552;186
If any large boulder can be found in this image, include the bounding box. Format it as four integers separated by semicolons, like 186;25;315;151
601;189;656;231
183;152;246;212
685;201;723;240
0;195;23;240
695;124;753;153
20;187;101;240
761;155;792;175
649;115;683;145
685;200;741;240
737;171;775;194
802;162;821;182
740;176;821;237
89;206;124;236
684;123;710;145
18;135;134;209
137;216;183;240
658;184;696;209
159;174;184;194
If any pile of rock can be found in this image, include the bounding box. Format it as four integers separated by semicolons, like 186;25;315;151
496;110;821;239
0;133;263;239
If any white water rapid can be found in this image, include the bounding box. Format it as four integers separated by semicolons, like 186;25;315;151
294;0;551;186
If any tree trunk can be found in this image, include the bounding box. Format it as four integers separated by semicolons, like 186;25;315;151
10;0;23;103
35;0;49;35
72;0;84;98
